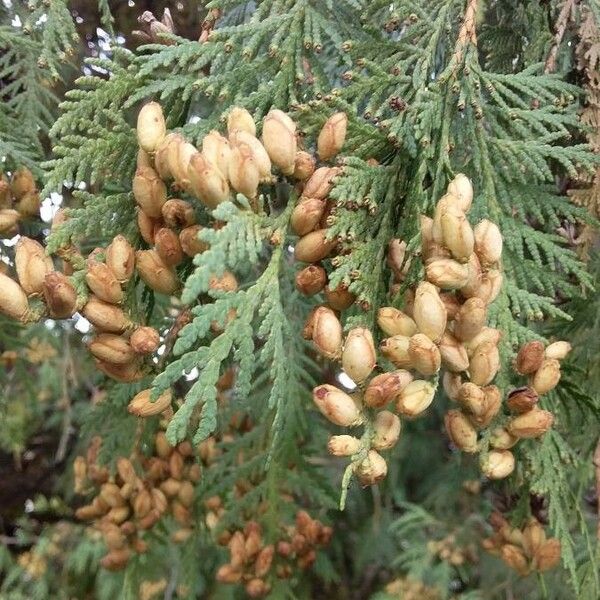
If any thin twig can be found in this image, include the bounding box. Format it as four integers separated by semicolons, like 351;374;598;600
55;333;73;463
593;436;600;539
544;0;577;74
157;306;192;371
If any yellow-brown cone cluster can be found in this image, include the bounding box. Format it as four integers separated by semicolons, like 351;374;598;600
0;166;40;231
216;511;332;598
483;513;561;576
74;431;200;571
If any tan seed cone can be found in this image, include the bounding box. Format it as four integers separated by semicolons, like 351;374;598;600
408;333;441;376
454;297;487;341
303;166;340;199
324;284;355;310
89;334;135;365
154;227;184;266
445;410;478;452
387;239;409;280
426;258;470;289
135;249;179;295
544;341;571;360
10;167;36;199
464;326;502;357
515;340;545;375
202;130;232;177
81;296;131;333
396;380;435;417
532;358;561;395
137;209;162;245
295;265;327;296
130;326;160;354
0;272;29;321
291;197;327;236
312;384;363;427
293;151;316;180
95;358;144;382
379;335;412;369
413;281;447;342
354;450;387;486
481;450;515;480
441;205;474;261
162;199;196;228
170;141;197;188
500;544;530;576
327;435;361;456
0;208;20;235
458;382;486;416
459;253;483;298
439;292;462;320
86;261;123;304
136;147;152;169
377;307;417;337
490;427;518;450
262;109;297;174
446;174;473;212
137;102;166;153
470;385;502;428
106;235;135;283
188;152;230;208
439;332;469;372
154;132;180;180
228;144;260;199
132;166;167;218
474;219;503;265
229;129;272;179
506;387;539;413
227;106;256;136
507;408;554;439
372;410;401;450
473;268;503;304
317;112;348;161
43;272;77;318
364;370;413;408
15;237;54;295
342;327;376;383
128;389;172;417
536;538;561;572
442;371;462;401
209;271;238;293
469;341;500;386
180;225;209;257
294;229;336;263
16;191;40;217
311;306;342;359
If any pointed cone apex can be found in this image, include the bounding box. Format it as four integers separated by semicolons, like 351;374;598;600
312;384;362;427
447;174;473;213
227;107;256;137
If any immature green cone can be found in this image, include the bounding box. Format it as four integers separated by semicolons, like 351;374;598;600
312;384;363;427
135;249;179;295
303;166;339;199
372;411;401;450
130;326;160;354
132;166;167;218
317;112;347;161
544;341;571;360
294;229;336;263
507;409;554;439
379;335;412;369
469;341;500;386
515;341;545;375
43;272;77;318
342;327;376;383
446;173;473;212
412;282;447;342
364;370;413;408
89;334;136;365
395;380;435;417
15;237;54;295
295;265;327;296
444;410;478;453
506;387;539;414
180;225;209;257
438;332;468;372
532;359;561;395
408;333;441;376
328;435;361;456
106;235;135;283
0;272;30;321
311;306;342;359
293;151;316;181
202;130;232;178
377;307;417;337
229;129;272;179
227;106;256;136
480;450;515;480
454;297;487;341
261;109;297;174
426;258;470;289
86;260;123;304
354;450;387;486
188;152;230;208
474;219;503;265
128;389;173;417
137;101;166;153
228;144;260;200
290;197;327;236
440;205;474;261
154;227;184;267
81;296;131;333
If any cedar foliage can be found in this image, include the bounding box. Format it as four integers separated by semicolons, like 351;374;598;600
1;1;600;599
